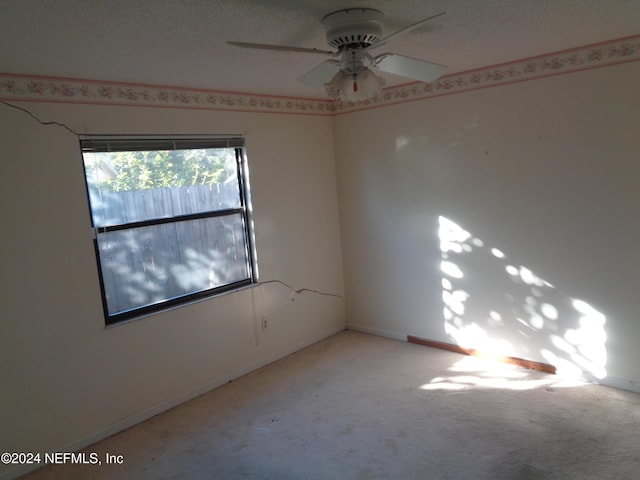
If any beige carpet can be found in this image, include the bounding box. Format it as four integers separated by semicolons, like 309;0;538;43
21;330;640;479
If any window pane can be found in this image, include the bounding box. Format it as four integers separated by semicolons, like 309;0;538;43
97;214;250;316
83;148;240;227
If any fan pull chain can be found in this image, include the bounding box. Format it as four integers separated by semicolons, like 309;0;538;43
350;50;358;92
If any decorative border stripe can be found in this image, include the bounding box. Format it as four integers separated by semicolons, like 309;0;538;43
334;33;640;114
1;34;639;115
0;74;336;116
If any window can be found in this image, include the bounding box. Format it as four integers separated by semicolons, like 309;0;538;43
80;135;257;324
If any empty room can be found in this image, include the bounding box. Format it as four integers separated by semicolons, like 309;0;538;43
1;1;640;479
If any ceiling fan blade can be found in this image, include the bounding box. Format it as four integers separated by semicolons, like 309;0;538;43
373;53;447;83
227;41;336;55
297;60;342;88
368;12;446;50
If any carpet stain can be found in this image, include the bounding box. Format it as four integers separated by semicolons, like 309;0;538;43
340;423;355;435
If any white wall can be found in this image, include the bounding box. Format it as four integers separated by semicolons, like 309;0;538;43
0;103;345;479
334;62;640;391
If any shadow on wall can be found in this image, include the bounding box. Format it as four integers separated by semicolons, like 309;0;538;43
89;185;249;316
438;215;607;382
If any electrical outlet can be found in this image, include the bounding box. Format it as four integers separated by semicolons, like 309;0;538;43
261;317;268;330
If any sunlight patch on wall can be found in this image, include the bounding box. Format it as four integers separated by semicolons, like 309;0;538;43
437;215;607;381
395;135;410;150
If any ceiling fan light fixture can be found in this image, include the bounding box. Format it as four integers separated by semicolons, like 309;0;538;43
229;9;447;100
324;71;348;99
325;68;384;102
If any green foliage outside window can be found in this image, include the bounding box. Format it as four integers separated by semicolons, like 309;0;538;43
86;148;235;192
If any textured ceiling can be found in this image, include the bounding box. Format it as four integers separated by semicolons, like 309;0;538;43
1;0;639;99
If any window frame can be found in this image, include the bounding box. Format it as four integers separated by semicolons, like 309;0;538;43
79;135;258;325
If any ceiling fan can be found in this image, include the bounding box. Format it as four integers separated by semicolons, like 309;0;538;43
228;8;448;102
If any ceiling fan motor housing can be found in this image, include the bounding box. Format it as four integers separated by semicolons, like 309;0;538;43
323;8;383;50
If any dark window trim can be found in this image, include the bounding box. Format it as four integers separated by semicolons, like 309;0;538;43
102;277;254;325
80;135;257;325
96;207;245;233
235;147;259;283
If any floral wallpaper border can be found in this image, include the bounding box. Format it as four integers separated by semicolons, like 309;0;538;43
0;76;335;115
333;34;640;113
1;34;639;115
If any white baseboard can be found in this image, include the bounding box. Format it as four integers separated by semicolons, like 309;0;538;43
0;325;347;480
346;322;406;342
586;374;640;394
